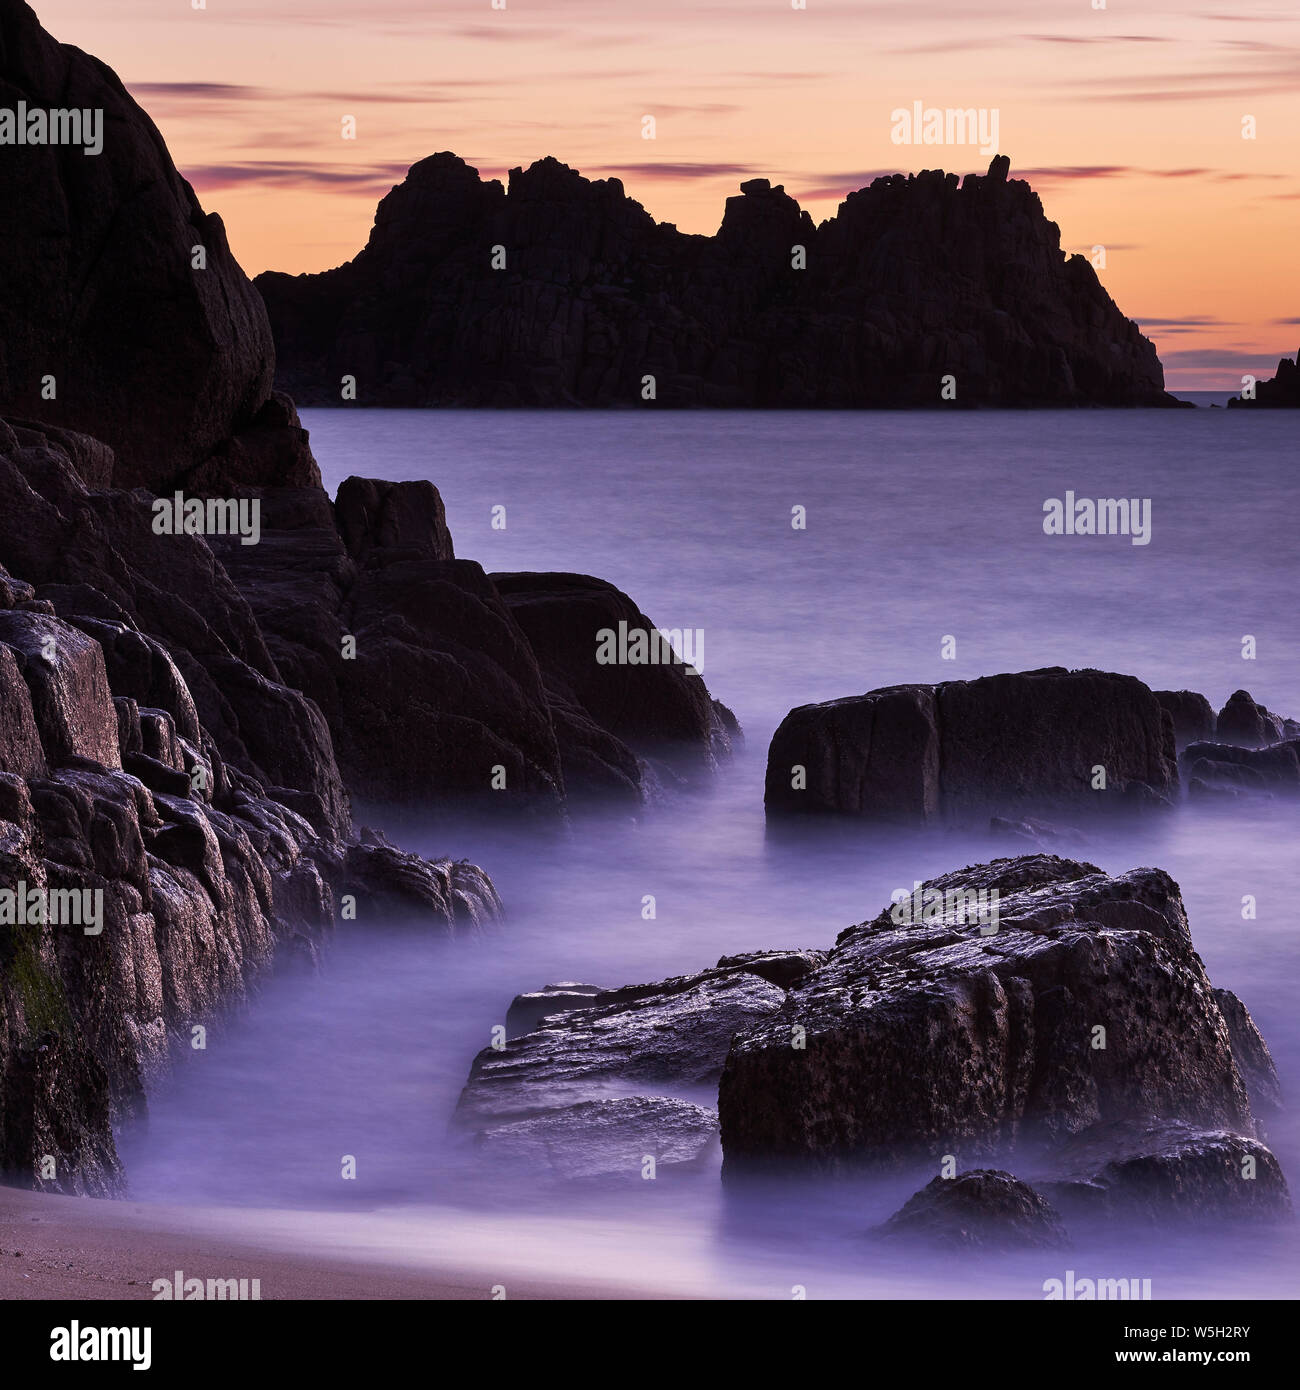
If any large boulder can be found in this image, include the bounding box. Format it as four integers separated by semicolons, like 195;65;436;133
492;571;738;781
766;668;1177;824
0;1;316;491
719;856;1265;1175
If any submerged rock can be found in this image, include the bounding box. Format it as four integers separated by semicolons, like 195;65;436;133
879;1169;1068;1249
475;1096;718;1184
766;668;1177;824
719;856;1267;1175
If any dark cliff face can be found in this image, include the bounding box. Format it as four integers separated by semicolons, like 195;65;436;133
0;0;315;491
1228;347;1300;407
257;151;1173;408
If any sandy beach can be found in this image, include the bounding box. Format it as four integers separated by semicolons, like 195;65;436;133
0;1185;670;1301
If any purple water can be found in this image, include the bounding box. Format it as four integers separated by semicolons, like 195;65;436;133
120;410;1300;1298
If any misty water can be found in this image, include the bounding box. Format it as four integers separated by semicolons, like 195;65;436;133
120;410;1299;1298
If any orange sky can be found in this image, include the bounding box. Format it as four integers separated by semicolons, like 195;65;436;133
36;0;1300;390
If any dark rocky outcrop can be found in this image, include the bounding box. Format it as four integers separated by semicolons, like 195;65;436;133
879;1169;1068;1249
765;668;1177;824
213;491;735;812
718;856;1270;1175
1215;689;1289;747
0;1;316;492
257;152;1176;409
1154;690;1216;750
0;429;501;1196
1227;348;1300;407
492;572;739;789
1184;740;1300;797
1036;1119;1290;1223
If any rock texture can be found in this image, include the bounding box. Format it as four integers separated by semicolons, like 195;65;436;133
1215;689;1289;748
1228;348;1300;407
879;1169;1068;1249
0;426;500;1195
455;954;820;1182
0;1;316;492
257;153;1177;409
765;668;1177;824
213;489;736;812
718;856;1271;1175
1154;690;1217;750
1037;1118;1291;1223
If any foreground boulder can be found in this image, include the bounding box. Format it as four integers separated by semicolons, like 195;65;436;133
719;856;1266;1175
766;668;1177;824
455;954;821;1182
258;152;1175;408
879;1170;1068;1249
1036;1118;1291;1224
0;437;501;1195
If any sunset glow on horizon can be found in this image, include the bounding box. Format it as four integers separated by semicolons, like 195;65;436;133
37;0;1300;391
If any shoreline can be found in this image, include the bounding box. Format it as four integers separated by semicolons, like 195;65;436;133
0;1186;673;1301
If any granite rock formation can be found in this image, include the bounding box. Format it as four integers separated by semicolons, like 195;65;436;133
718;856;1274;1175
0;1;315;492
257;152;1176;409
765;668;1178;824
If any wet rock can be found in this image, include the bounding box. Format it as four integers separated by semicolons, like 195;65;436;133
1213;989;1282;1116
766;668;1177;824
475;1096;718;1183
719;856;1259;1175
879;1169;1068;1249
714;949;828;990
456;964;788;1132
338;842;502;931
0;613;120;769
506;982;604;1038
259;154;1174;408
1037;1118;1290;1223
1154;690;1216;749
